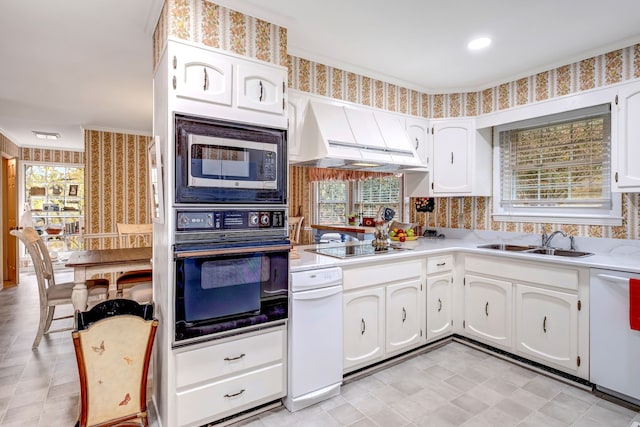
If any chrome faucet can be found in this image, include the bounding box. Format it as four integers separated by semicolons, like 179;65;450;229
542;230;567;248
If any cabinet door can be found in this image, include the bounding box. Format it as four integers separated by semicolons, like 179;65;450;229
406;118;430;167
287;92;306;161
613;84;640;190
432;120;473;193
426;272;453;341
343;287;384;371
385;279;425;353
236;61;286;116
515;284;578;372
464;274;512;349
172;44;233;106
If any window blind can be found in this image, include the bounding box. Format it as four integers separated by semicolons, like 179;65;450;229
358;176;401;217
317;181;347;224
499;106;611;209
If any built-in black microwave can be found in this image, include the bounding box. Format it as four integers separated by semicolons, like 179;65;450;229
174;114;287;205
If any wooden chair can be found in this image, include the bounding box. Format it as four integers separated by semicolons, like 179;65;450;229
73;299;158;427
115;224;153;302
10;227;108;349
289;216;304;244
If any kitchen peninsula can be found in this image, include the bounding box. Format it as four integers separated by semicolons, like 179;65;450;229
310;224;376;242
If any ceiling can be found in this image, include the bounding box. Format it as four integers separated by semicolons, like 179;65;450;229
2;0;640;151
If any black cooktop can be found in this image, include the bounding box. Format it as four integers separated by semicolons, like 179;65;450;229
306;244;409;259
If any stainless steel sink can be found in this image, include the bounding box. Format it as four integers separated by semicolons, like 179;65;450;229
478;244;593;257
477;243;534;251
526;248;593;257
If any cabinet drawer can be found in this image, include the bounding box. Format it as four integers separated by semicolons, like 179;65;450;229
175;328;284;388
176;363;284;427
343;259;423;291
427;255;453;274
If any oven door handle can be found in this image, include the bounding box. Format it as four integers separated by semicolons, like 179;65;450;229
175;244;291;259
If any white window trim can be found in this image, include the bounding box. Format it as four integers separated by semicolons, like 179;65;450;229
491;106;622;226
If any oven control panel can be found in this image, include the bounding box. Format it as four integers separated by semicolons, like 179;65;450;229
177;209;286;231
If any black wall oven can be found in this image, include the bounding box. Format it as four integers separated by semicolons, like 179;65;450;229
174;114;287;205
173;208;289;346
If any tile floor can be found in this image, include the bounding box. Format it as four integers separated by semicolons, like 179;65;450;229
2;270;639;427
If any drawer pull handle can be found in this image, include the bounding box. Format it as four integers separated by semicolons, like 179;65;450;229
361;318;366;335
203;68;209;91
259;80;264;101
437;298;442;312
402;307;407;323
436;262;446;266
224;389;245;398
485;302;489;316
224;353;246;362
543;316;547;333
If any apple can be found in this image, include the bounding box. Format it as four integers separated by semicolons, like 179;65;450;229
389;230;396;237
399;235;406;242
406;229;415;237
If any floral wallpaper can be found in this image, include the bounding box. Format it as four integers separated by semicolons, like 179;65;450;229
0;132;20;158
153;0;287;70
152;1;640;242
84;130;152;250
289;43;640;242
20;147;83;164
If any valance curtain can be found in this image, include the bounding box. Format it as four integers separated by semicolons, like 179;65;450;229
306;167;395;182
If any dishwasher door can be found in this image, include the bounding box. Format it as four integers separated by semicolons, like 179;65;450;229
285;273;343;412
590;269;640;404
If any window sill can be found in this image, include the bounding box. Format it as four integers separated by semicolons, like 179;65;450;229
492;213;622;226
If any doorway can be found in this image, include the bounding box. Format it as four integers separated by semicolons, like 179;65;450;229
2;156;18;287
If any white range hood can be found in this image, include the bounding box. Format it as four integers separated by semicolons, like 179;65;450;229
295;99;426;172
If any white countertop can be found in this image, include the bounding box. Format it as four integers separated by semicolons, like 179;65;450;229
290;230;640;274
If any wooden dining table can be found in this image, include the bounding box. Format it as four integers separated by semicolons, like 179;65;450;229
65;246;152;311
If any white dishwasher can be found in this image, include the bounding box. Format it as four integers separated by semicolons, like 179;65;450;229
285;267;343;412
590;269;640;405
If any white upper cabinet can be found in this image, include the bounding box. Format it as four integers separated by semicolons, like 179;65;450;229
172;43;233;106
168;41;287;129
406;117;431;168
432;119;473;193
236;61;286;116
287;91;307;162
613;82;640;191
431;119;492;196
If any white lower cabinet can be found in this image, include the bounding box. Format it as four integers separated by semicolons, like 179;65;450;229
426;272;453;341
174;327;286;427
342;259;426;373
463;254;588;379
385;279;425;353
464;274;513;349
515;284;579;373
343;287;385;371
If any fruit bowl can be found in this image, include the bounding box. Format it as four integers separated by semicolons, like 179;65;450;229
391;236;418;241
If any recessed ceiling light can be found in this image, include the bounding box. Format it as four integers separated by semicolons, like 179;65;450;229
467;37;491;50
33;131;61;140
